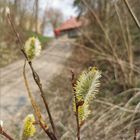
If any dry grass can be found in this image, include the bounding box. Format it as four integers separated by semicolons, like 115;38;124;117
76;0;140;90
31;46;140;140
52;0;140;139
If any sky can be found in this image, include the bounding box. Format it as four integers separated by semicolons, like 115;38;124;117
39;0;78;36
9;0;78;36
40;0;78;19
9;0;77;19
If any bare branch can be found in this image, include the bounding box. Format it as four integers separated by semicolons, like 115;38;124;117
123;0;140;30
6;12;56;137
0;126;15;140
23;60;57;140
71;71;81;140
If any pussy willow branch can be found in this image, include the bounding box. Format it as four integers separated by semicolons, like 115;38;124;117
134;129;139;140
123;0;140;30
75;95;80;140
134;129;137;140
0;126;14;140
71;71;81;140
23;61;57;140
6;13;56;136
28;61;56;136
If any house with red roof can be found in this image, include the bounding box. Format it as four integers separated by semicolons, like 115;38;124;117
54;17;83;38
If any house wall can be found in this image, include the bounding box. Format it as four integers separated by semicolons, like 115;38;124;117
61;28;81;38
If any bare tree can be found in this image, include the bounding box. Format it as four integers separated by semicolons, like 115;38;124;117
35;0;39;33
40;7;63;34
45;7;63;29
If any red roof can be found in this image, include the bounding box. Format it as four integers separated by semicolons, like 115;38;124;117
55;17;82;31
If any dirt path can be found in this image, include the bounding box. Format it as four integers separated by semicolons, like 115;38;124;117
0;39;74;130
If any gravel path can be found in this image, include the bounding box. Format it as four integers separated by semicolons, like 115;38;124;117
0;39;74;130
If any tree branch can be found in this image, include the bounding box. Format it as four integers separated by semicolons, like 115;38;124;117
23;61;57;140
123;0;140;30
71;71;81;140
0;126;15;140
6;12;56;136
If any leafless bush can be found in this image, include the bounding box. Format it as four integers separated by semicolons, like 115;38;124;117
75;0;140;90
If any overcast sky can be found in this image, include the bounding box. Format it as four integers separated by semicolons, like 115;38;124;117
40;0;77;19
39;0;78;36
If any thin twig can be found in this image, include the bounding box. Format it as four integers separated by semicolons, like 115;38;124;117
94;99;140;113
75;98;80;140
134;129;137;140
71;71;81;140
123;0;140;30
114;4;134;87
28;61;56;136
23;61;57;140
6;13;56;136
81;0;126;86
0;126;14;140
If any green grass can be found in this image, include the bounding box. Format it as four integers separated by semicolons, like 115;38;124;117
25;30;53;47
